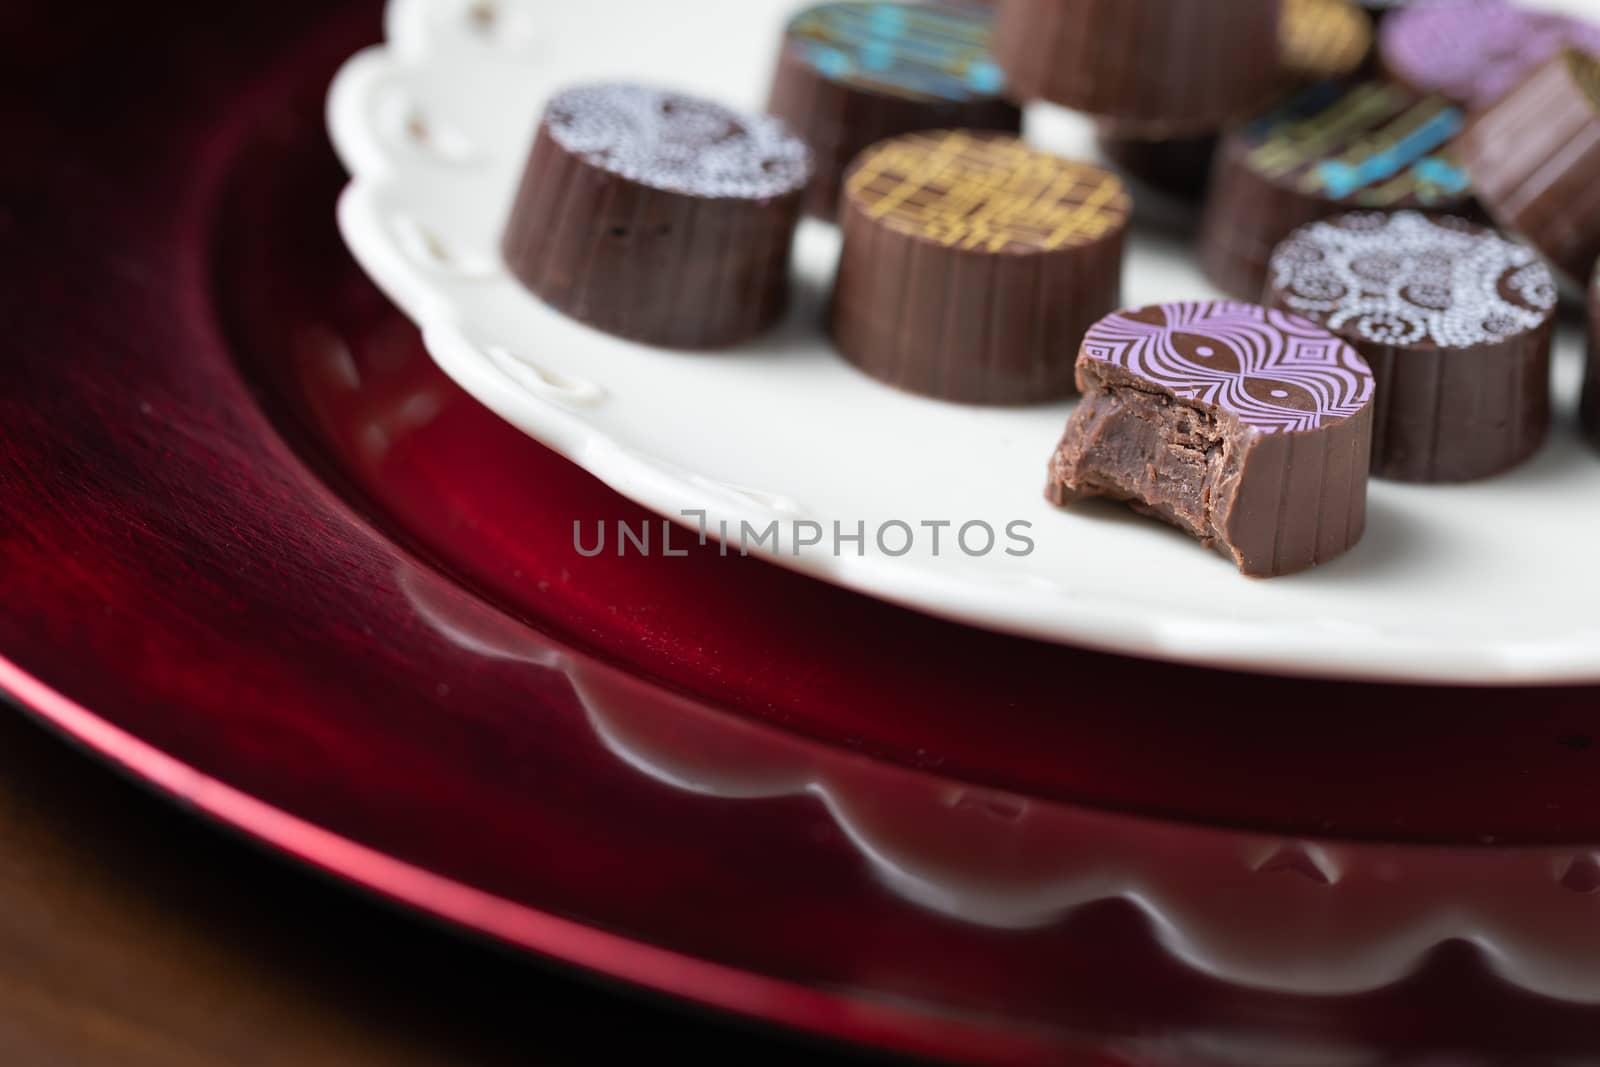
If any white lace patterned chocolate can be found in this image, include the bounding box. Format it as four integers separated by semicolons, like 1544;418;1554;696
1270;211;1557;349
546;84;811;199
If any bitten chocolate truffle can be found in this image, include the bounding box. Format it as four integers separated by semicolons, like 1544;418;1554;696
1458;50;1600;288
1380;0;1600;110
1585;266;1600;453
1095;0;1373;203
832;131;1129;404
1047;302;1375;577
1267;212;1556;482
1199;80;1473;300
766;2;1021;220
501;84;812;349
994;0;1282;134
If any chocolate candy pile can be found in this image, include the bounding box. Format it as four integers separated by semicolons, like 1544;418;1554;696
498;0;1600;577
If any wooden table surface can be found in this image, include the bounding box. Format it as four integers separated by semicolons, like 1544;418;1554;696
0;703;887;1065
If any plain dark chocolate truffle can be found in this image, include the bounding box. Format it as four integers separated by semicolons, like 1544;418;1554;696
1458;50;1600;289
1047;301;1375;577
832;130;1129;404
501;84;812;349
766;2;1021;220
1266;211;1557;482
994;0;1283;135
1199;80;1474;300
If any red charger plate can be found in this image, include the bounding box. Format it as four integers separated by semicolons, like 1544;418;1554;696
6;1;1600;1062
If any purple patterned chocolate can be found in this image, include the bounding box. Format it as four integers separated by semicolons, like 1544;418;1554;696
1380;0;1600;110
1079;302;1375;434
545;84;812;200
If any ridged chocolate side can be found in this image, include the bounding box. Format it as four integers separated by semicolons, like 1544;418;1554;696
1585;269;1600;452
1458;52;1600;288
994;0;1283;133
1282;319;1552;482
766;45;1021;222
1046;360;1372;577
832;197;1125;404
500;122;804;349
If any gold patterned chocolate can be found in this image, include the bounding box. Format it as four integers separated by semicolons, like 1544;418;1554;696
1281;0;1372;82
845;131;1129;253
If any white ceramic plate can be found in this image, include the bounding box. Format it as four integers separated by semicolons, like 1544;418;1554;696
329;0;1600;684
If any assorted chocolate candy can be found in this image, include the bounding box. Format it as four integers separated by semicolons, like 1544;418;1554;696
1047;302;1375;577
766;2;1020;220
1266;212;1556;482
501;84;812;349
491;0;1600;577
832;131;1128;403
1199;80;1472;300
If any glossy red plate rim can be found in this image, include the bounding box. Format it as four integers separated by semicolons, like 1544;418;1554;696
7;3;1600;1065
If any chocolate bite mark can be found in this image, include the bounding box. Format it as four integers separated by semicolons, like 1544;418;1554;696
1048;361;1247;555
1047;302;1375;577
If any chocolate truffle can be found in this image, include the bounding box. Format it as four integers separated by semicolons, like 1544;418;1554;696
1047;302;1376;577
1585;265;1600;453
1267;212;1556;482
1458;50;1600;289
1095;0;1373;203
832;131;1129;404
994;0;1283;135
1198;80;1473;300
766;2;1021;220
501;84;812;349
1380;0;1600;111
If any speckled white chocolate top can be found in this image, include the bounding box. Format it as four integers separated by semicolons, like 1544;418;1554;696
544;83;812;200
1269;211;1556;350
